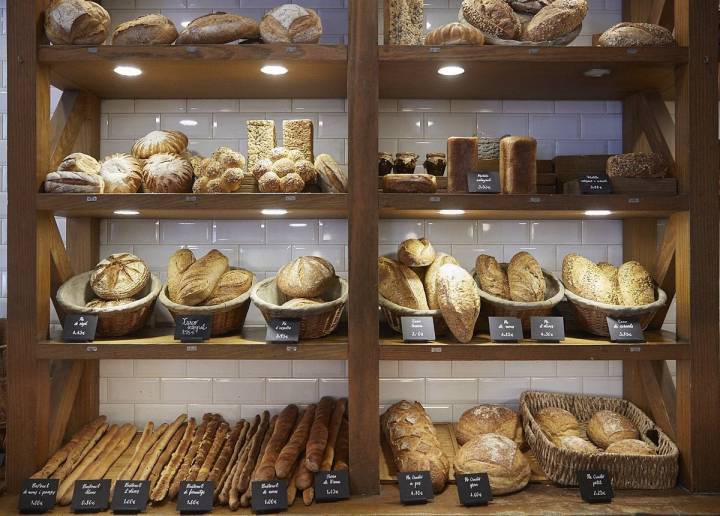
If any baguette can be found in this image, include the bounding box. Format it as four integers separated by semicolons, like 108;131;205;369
115;421;158;482
197;421;230;481
219;461;239;506
187;415;223;482
286;453;303;506
227;421;260;507
223;416;260;505
320;398;347;471
306;396;335;472
256;405;300;481
133;423;169;480
210;420;247;488
239;415;277;508
148;423;186;490
150;418;197;502
303;487;314;506
235;412;270;496
52;422;108;481
295;459;314;491
334;416;349;470
276;404;316;478
32;416;106;479
169;415;211;499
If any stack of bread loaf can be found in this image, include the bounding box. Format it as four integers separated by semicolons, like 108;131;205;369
84;253;150;309
191;147;248;194
379;239;481;343
475;251;546;302
275;256;337;307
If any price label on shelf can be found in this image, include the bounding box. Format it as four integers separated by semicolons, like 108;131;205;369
62;314;98;343
455;473;492;507
606;317;645;343
467;171;501;193
577;470;614;503
176;481;214;514
251;479;288;513
18;479;58;514
111;480;149;513
174;315;212;343
578;173;613;194
530;316;565;342
71;479;110;513
401;316;435;342
266;318;300;344
314;470;349;502
397;471;433;504
488;317;523;342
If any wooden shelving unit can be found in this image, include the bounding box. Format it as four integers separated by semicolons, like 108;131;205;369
5;0;720;509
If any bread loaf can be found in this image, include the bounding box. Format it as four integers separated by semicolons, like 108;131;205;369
605;439;656;455
507;0;552;14
142;154;194;193
425;253;459;310
507;251;545;302
596;262;620;304
305;397;334;472
587;410;639;449
45;0;109;45
447;137;478;192
247;120;276;170
176;13;259;44
499;136;537;194
203;269;253;305
112;14;178;45
256;405;300;481
99;153;142;193
436;264;481;343
474;254;510;300
85;298;133;309
91;253;149;300
382;401;449;494
535;407;581;445
562;253;615;304
606;152;668;178
44;171;104;193
283;120;313;162
385;0;424;45
314;154;347;193
599;22;675;47
398;238;436;268
176;249;229;306
617;261;655;306
378;257;428;310
557;435;599;454
167;249;195;303
58;152;101;174
454;434;530;495
260;4;323;44
281;298;323;309
456;405;523;446
382;173;437;193
425;22;484;45
276;405;316;479
132;130;188;159
524;0;588;42
461;0;521;39
277;256;335;299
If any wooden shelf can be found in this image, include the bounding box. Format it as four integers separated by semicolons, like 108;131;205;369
379;193;688;219
36;193;348;219
39;44;348;99
379;46;687;99
37;326;348;359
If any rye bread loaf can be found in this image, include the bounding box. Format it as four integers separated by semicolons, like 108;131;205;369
456;405;523;447
475;254;511;300
447;137;478;192
461;0;521;39
454;434;530;495
112;14;178;45
524;0;588;42
587;410;639;449
436;264;481;343
398;238;436;268
507;251;545;302
378;257;428;310
276;256;335;299
606;152;668;178
425;22;485;45
424;253;459;310
598;22;675;47
176;13;259;44
45;0;109;45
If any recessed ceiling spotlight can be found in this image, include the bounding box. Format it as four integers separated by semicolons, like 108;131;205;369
261;65;288;76
113;209;140;216
438;209;466;215
113;65;142;77
179;119;198;127
261;208;288;216
584;68;611;78
584;210;612;216
437;65;465;76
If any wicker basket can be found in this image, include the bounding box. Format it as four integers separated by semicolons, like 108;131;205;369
459;10;583;46
56;271;162;338
251;276;347;339
159;270;255;337
379;294;448;337
521;391;679;489
473;266;564;331
563;286;667;337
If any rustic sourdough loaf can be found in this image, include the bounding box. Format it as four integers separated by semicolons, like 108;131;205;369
398;238;436;268
176;250;229;306
587;410;639;449
132;130;188;159
436;264;481;343
454;434;530;495
112;14;178;45
456;405;524;447
535;407;581;445
424;253;459;310
277;256;335;299
507;251;545;302
599;22;675;47
203;269;253;305
142;154;194;193
557;435;599;454
524;0;588;42
45;0;110;45
176;13;259;44
167;249;196;303
475;254;511;300
378;257;428;310
259;4;323;43
461;0;521;40
58;153;101;174
91;253;150;301
44;171;104;193
562;253;615;304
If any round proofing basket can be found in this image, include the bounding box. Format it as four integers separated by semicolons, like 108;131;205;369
472;266;564;331
563;286;667;337
56;271;162;338
250;276;347;340
459;11;583;46
378;294;448;337
159;270;255;337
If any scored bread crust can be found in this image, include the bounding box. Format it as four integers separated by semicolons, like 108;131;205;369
378;257;428;310
456;405;524;447
461;0;521;39
276;256;335;299
112;14;178;45
425;253;459;310
454;433;530;495
142;153;194;193
535;407;581;445
176;13;260;44
475;254;511;300
598;22;675;47
436;263;481;343
203;268;253;305
132;130;189;159
587;410;639;449
524;0;588;42
176;249;229;306
260;4;323;44
425;22;485;45
90;252;149;300
45;0;110;45
507;251;545;302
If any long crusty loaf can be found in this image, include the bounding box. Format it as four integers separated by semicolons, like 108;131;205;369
306;397;335;472
209;420;246;488
238;415;277;509
167;249;196;303
151;418;196;502
197;421;230;481
133;423;169;480
378;257;429;310
320;398;347;471
437;264;481;343
52;422;108;481
138;415;187;480
115;421;158;482
32;416;106;479
425;253;460;310
187;415;223;482
256;405;300;481
507;251;545;302
334;416;349;470
148;423;186;491
169;415;210;499
276;404;316;479
176;12;259;44
176;250;229;306
475;254;511;300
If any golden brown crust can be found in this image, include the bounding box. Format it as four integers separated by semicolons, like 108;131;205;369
587;410;639;449
202;268;253;305
437;264;481;343
277;256;335;299
167;249;196;303
425;22;485;45
276;405;316;479
142;153;194;193
475;254;511;300
524;0;588;42
557;435;600;454
562;253;615;304
176;250;229;306
378;257;429;310
382;173;437;193
398;238;436;267
425;253;460;309
599;22;675;47
507;251;546;302
535;407;581;445
176;13;259;44
100;153;143;193
90;252;150;300
132;130;188;159
456;405;524;447
617;261;655;306
45;0;110;45
112;14;178;45
454;433;530;495
260;4;322;43
256;405;300;480
605;439;656;455
305;397;335;472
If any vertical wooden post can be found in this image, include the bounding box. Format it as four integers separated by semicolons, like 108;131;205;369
6;0;53;491
347;0;379;496
673;0;720;492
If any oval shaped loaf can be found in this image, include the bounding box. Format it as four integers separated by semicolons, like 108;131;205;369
45;0;110;45
90;253;150;300
44;171;104;193
132;130;188;159
398;238;436;268
382;173;437;193
378;257;428;310
58;152;101;174
524;0;588;42
606;152;668;178
203;268;253;305
456;405;523;447
557;435;599;454
461;0;521;40
277;256;335;299
176;249;229;306
425;22;484;45
260;4;323;44
142;154;194;193
112;14;178;45
475;254;510;300
176;12;260;44
507;251;545;302
598;22;675;47
605;438;655;456
617;261;655;306
454;434;530;495
596;262;620;304
314;154;347;193
535;407;580;445
561;253;614;304
425;253;459;310
587;410;639;449
167;249;196;303
436;264;481;343
100;153;143;193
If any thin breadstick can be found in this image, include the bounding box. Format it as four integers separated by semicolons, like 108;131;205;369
186;414;223;482
150;418;197;503
212;420;248;496
239;415;277;508
197;421;230;481
137;415;187;481
320;398;346;470
148;423;186;490
32;416;107;479
302;486;314;506
169;415;211;499
52;422;108;481
230;412;269;510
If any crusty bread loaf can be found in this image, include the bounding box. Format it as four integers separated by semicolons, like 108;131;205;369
425;22;485;45
85;298;134;309
508;251;545;302
132;130;188;159
425;253;459;310
454;434;530;495
283;120;313;162
247;120;276;171
44;171;104;193
277;256;335;299
176;13;259;44
475;254;511;300
314;154;347;193
45;0;109;45
617;261;655;306
561;253;615;304
112;14;178;45
598;22;675;47
281;298;324;309
382;173;437;193
385;0;424;45
58;152;101;174
203;269;253;305
260;4;322;44
557;435;599;454
597;262;620;304
100;153;142;193
606;152;669;178
535;407;581;445
142;154;194;193
605;439;656;456
436;264;481;343
587;410;639;449
499;136;537;194
91;253;149;300
167;249;196;303
398;238;436;268
176;250;229;306
524;0;588;42
461;0;521;40
447;137;478;192
456;405;523;447
378;257;428;310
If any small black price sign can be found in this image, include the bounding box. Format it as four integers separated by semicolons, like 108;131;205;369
62;314;98;342
530;316;566;342
111;480;149;514
577;470;614;503
578;173;613;194
266;318;300;343
489;316;523;342
607;317;645;343
251;479;288;514
314;470;349;502
467;171;501;193
71;479;110;513
18;479;58;514
398;471;433;505
401;316;435;342
455;473;492;507
174;315;212;343
176;481;214;514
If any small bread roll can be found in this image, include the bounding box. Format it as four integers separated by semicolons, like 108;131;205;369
258;171;281;193
279;172;305;193
605;439;655;456
587;410;639;449
277;256;335;299
397;238;436;267
378;257;428;310
557;435;599;454
456;405;523;447
475;254;510;300
535;407;581;445
454;434;530;495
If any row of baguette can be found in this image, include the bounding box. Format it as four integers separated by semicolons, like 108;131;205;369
31;397;348;509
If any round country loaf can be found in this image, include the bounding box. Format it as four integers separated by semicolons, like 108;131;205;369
141;153;193;193
100;153;143;193
259;4;322;44
91;253;150;300
599;22;675;47
535;407;581;445
461;0;521;39
132;130;188;159
45;0;110;45
587;410;639;449
456;405;524;447
605;439;656;456
277;256;335;299
454;433;530;495
398;238;436;268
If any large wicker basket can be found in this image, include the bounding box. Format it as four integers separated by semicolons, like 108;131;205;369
459;10;583;46
251;276;347;339
563;286;667;337
56;271;162;338
159;270;255;337
521;391;679;489
379;294;448;337
473;266;564;331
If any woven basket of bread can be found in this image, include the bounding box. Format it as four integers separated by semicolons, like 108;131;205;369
563;286;666;337
473;266;564;331
458;10;582;47
57;271;162;338
159;268;255;337
521;391;678;489
251;276;347;339
379;294;449;337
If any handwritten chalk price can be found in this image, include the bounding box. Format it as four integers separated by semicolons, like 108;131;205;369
62;314;98;343
174;315;212;343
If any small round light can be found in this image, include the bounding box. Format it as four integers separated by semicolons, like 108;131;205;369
261;65;288;76
584;68;611;78
437;65;465;76
113;65;142;77
179;119;198;127
113;209;140;216
261;209;288;216
584;210;612;216
438;209;466;216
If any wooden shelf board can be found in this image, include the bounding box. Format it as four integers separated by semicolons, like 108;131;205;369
39;44;348;99
37;326;348;359
380;193;688;219
379;46;687;99
36;193;348;219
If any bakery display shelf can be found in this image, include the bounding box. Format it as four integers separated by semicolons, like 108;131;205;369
379;46;687;99
38;44;348;99
36;192;348;219
37;325;348;360
379;193;688;219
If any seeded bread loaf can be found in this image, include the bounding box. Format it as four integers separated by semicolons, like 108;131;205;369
176;13;259;44
507;251;545;302
617;261;655;306
475;254;510;300
598;22;675;47
100;154;143;193
535;407;581;445
606;152;668;178
247;121;276;170
176;249;229;306
277;256;336;299
425;22;485;45
424;253;459;310
142;154;194;193
454;434;530;495
132;130;188;159
91;253;150;300
45;0;110;45
112;14;178;45
398;238;436;268
596;262;620;304
461;0;521;40
561;253;615;304
587;410;639;449
282;120;313;162
605;439;655;455
384;0;424;45
456;405;523;447
436;264;481;343
378;257;428;310
524;0;588;42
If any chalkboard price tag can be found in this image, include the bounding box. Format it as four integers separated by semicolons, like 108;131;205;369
111;480;149;514
467;171;501;193
18;479;58;514
577;470;614;503
174;315;212;343
488;316;523;342
176;481;213;514
401;316;436;342
266;318;300;343
314;470;349;502
578;173;613;194
251;479;288;513
398;471;433;504
607;317;645;343
455;473;492;507
71;479;110;513
530;316;565;342
62;314;98;343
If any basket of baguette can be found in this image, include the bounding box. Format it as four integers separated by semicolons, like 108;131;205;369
250;256;348;339
159;249;255;337
56;253;162;337
473;252;564;331
521;390;678;489
561;254;667;337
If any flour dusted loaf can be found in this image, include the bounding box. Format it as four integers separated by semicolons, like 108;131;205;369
112;14;178;45
385;0;424;45
561;253;615;304
587;410;639;449
398;238;436;268
475;254;511;300
175;249;230;306
281;297;323;309
378;257;428;310
382;173;437;193
454;434;530;495
91;253;150;300
142;153;194;193
461;0;521;40
100;154;142;193
425;22;485;45
524;0;588;42
606;152;668;178
605;439;656;456
599;22;675;47
58;153;101;174
44;171;104;193
381;401;450;494
499;136;537;194
424;253;459;310
535;407;581;445
456;405;523;446
557;435;599;454
132;130;188;159
617;261;655;306
203;269;253;305
260;4;323;44
176;13;260;44
436;264;481;343
507;251;545;302
276;256;335;299
45;0;110;45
